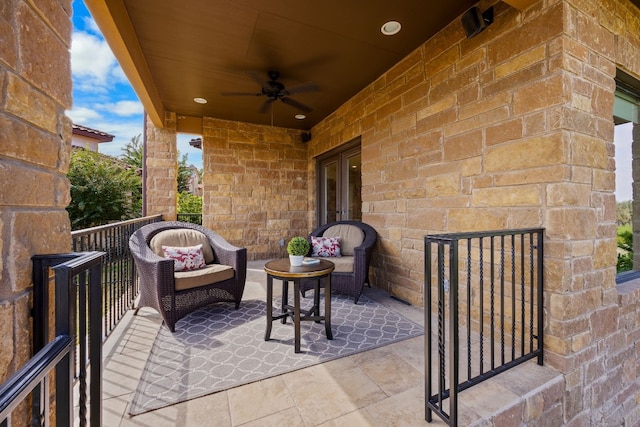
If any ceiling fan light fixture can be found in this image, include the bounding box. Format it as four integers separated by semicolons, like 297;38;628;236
381;20;401;36
193;97;207;104
295;114;306;120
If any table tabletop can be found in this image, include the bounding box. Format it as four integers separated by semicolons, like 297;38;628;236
264;258;334;279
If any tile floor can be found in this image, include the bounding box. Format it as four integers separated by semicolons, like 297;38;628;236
97;260;556;427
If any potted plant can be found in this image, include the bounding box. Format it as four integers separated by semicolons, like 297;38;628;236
287;236;310;266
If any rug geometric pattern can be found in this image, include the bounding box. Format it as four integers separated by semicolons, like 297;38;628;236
129;293;423;415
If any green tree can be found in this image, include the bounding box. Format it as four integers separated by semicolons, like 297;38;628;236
177;192;202;213
617;224;633;273
121;134;143;169
120;135;192;193
177;153;191;193
67;149;142;230
616;200;632;226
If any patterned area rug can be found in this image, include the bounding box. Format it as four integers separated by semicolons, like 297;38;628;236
129;293;423;415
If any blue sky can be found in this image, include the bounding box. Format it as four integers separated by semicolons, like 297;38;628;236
68;0;203;169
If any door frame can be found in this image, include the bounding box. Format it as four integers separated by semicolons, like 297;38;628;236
316;137;361;227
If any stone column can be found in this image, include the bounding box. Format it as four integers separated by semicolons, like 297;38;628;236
144;112;178;220
0;1;73;424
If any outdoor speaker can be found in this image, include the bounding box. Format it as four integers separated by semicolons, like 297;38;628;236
461;6;494;38
301;132;311;143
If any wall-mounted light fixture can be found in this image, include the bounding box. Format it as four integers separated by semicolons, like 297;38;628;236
461;6;494;38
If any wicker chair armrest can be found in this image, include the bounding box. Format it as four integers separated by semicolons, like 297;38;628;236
199;229;247;272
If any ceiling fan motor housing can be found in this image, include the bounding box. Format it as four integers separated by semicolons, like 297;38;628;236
263;80;286;99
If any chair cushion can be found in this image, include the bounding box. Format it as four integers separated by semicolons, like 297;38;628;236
323;225;364;256
162;244;206;271
315;256;354;273
311;236;342;257
174;264;235;291
150;229;214;264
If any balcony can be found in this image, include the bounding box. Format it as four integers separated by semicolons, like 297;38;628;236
3;219;561;426
101;259;560;427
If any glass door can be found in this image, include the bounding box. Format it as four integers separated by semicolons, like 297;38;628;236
318;139;361;225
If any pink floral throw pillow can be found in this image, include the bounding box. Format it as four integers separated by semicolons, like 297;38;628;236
311;236;342;257
162;244;206;271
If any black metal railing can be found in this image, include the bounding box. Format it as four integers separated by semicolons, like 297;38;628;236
176;212;202;225
71;215;162;338
0;336;72;427
8;251;105;427
424;228;544;426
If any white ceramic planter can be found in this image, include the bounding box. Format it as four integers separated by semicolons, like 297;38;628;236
289;255;304;266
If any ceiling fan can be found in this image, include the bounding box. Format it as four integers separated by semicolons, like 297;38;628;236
222;70;318;114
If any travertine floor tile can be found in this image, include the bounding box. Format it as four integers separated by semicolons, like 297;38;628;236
364;385;437;426
318;409;378;426
388;335;424;374
352;345;422;396
283;357;385;426
103;352;148;398
239;407;305;427
227;376;295;425
121;389;231;427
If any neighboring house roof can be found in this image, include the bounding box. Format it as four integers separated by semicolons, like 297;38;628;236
72;124;115;143
188;138;202;150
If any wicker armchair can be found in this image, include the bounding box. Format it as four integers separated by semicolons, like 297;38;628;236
300;221;377;304
129;221;247;331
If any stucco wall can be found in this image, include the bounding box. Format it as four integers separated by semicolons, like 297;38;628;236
0;0;73;423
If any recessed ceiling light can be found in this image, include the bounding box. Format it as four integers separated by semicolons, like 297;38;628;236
381;20;401;36
193;97;207;104
295;114;306;120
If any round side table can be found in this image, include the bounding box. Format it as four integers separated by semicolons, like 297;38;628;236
264;258;335;353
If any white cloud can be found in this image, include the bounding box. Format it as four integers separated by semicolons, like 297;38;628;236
98;100;144;117
66;106;102;124
71;30;126;90
94;120;145;158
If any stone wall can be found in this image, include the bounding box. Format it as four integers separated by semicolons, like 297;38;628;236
305;0;640;424
0;0;73;423
201;117;308;260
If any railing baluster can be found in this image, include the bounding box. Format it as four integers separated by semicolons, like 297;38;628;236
490;236;495;371
479;237;484;376
500;235;505;366
466;238;472;382
511;234;516;361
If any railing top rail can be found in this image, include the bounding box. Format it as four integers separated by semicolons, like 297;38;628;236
0;335;71;420
51;251;105;274
425;228;544;242
33;251;105;273
71;214;163;237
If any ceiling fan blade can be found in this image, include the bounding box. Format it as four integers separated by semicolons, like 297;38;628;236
221;91;262;96
259;98;274;114
280;97;312;113
244;70;268;87
285;82;319;95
